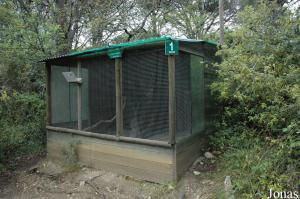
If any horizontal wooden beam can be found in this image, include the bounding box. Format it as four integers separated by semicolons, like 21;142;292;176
46;126;172;148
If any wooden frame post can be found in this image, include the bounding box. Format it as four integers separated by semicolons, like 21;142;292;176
115;58;123;137
46;63;51;125
77;60;82;130
168;55;176;144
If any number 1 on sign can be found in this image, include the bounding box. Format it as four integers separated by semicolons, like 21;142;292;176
165;40;178;55
170;42;174;51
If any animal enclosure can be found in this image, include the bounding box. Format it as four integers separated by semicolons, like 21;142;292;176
43;37;219;183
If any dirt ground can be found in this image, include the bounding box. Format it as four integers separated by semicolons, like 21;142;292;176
0;154;226;199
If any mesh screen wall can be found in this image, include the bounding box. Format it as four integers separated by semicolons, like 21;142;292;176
51;64;78;129
50;57;115;134
175;52;192;140
191;55;205;134
122;48;169;140
204;58;218;131
190;55;218;134
49;46;217;140
82;56;116;134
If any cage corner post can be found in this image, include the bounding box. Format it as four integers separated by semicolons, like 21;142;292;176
168;55;176;145
77;60;82;130
115;57;123;137
46;62;51;125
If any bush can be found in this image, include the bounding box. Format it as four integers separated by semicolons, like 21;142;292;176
211;127;299;198
210;2;300;198
0;89;46;167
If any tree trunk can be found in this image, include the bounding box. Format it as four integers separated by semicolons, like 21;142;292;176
219;0;224;45
55;0;79;53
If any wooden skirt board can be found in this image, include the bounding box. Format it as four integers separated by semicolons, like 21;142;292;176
175;133;207;180
47;130;207;183
47;130;175;183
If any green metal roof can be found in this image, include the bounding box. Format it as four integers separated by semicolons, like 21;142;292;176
42;36;217;62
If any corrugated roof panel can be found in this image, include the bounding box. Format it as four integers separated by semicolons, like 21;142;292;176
41;36;217;62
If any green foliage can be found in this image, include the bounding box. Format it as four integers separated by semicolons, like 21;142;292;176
61;140;80;167
212;3;300;135
0;90;46;168
0;1;56;169
61;140;81;172
210;2;300;198
212;128;299;198
0;1;60;92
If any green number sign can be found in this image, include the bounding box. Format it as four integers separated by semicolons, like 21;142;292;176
165;40;179;55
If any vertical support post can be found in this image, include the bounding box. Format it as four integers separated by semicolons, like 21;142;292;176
168;55;176;144
46;63;51;125
115;58;123;137
77;60;82;130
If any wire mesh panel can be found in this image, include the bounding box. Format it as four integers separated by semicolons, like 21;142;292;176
51;64;78;129
81;56;116;134
191;55;205;134
203;58;218;131
175;52;192;140
122;48;169;140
